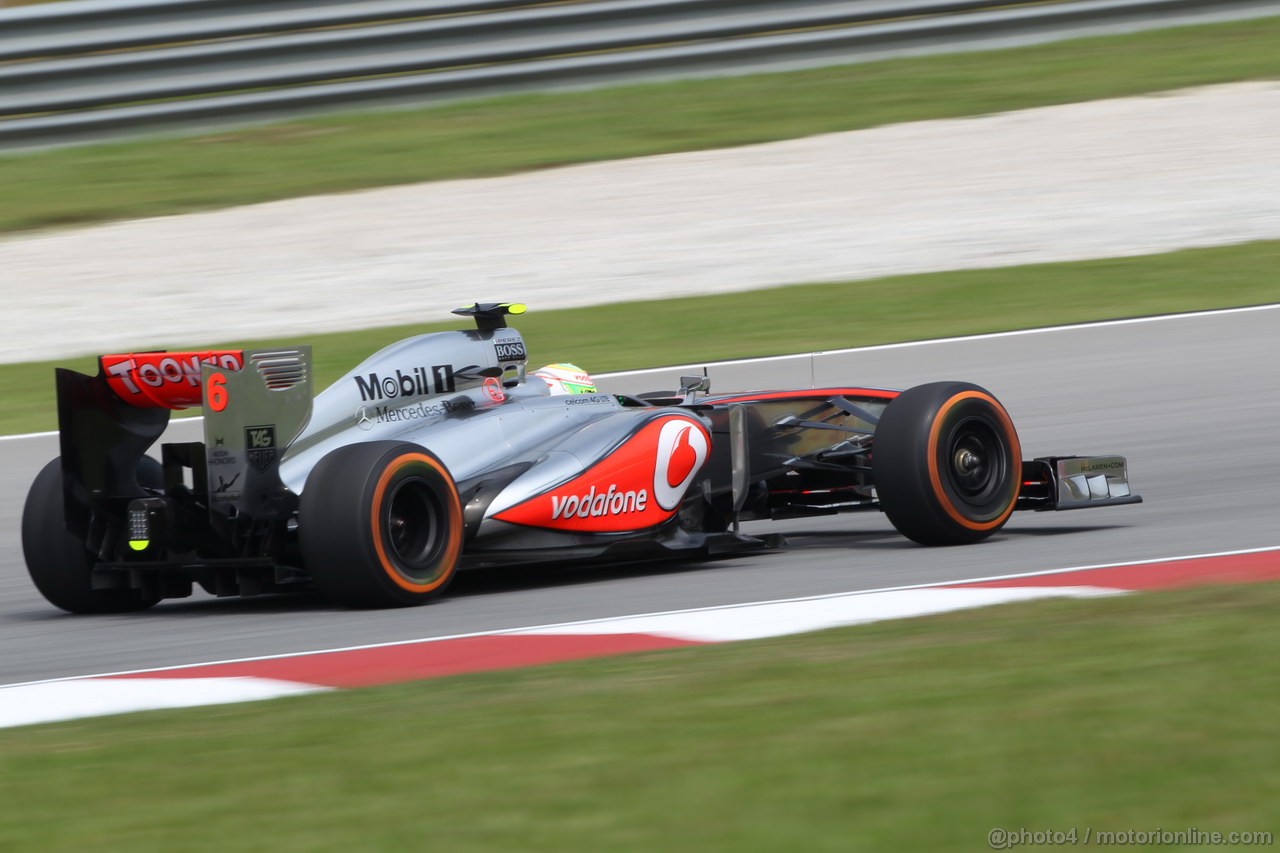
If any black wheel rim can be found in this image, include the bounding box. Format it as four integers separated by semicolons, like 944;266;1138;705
940;414;1010;514
384;477;447;579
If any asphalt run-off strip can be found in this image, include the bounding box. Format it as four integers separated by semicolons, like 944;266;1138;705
2;547;1279;730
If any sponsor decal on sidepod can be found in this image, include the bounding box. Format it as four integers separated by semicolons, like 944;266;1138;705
495;417;710;533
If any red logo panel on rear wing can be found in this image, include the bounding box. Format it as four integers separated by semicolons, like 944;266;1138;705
100;351;244;409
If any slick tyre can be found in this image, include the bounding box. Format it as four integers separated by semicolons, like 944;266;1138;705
300;442;463;608
872;382;1021;546
22;457;162;614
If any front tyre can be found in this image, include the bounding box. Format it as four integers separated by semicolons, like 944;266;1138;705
22;457;161;614
299;442;463;608
872;382;1021;546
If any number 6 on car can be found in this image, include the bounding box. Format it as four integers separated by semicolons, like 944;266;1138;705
206;371;229;412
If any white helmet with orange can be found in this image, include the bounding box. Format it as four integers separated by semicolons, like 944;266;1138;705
532;363;597;396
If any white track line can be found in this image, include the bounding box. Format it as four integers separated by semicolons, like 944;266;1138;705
511;585;1124;643
0;678;329;729
602;303;1280;376
4;302;1276;442
5;544;1276;690
0;428;58;442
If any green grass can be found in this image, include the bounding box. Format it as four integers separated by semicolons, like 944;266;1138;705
4;240;1279;436
2;582;1277;851
2;16;1279;234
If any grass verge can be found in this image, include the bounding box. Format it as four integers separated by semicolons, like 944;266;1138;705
3;240;1279;436
1;16;1278;233
1;582;1277;851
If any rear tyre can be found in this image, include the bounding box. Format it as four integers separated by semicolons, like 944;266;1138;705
872;382;1021;546
299;442;463;608
22;457;162;614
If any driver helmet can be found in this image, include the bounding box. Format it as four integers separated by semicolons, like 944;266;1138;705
533;363;597;395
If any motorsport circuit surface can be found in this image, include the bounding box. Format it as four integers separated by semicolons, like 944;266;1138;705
0;305;1275;686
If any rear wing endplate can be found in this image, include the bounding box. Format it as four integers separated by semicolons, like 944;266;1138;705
201;347;313;519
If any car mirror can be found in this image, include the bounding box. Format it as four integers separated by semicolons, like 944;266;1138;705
679;374;710;395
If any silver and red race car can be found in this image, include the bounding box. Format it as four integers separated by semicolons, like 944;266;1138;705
22;303;1140;612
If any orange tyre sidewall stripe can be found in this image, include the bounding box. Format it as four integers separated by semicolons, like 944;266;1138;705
925;391;1021;532
370;453;463;593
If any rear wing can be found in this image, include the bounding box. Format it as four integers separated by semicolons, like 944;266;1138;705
99;350;245;409
54;348;313;545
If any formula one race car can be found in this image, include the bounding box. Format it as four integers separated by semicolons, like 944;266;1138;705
22;303;1141;613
